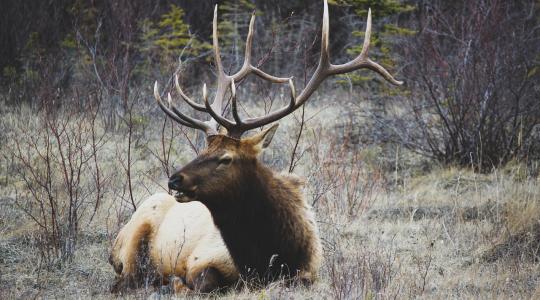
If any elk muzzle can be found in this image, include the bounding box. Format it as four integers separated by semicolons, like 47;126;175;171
168;173;197;203
168;174;184;190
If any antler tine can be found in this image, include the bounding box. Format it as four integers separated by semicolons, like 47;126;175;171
154;82;194;127
230;81;243;125
154;82;213;132
203;4;232;132
327;8;403;85
203;83;235;129
213;5;224;76
231;11;290;83
167;92;213;132
242;11;255;69
320;0;330;67
359;8;372;60
174;75;206;112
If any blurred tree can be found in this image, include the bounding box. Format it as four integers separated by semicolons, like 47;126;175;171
135;3;211;93
217;0;257;69
154;4;210;58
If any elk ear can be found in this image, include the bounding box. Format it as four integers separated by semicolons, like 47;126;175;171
247;123;279;151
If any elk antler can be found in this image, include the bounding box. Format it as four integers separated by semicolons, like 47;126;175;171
154;0;403;138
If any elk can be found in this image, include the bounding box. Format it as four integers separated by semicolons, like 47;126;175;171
153;0;402;285
109;193;238;293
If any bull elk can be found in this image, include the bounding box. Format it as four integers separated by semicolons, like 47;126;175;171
132;0;401;290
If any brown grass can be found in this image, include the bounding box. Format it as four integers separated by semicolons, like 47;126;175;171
1;99;539;299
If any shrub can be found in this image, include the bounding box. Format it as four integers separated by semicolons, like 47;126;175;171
4;103;105;263
393;0;540;172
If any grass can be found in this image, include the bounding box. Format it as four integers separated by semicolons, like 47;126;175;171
0;97;539;299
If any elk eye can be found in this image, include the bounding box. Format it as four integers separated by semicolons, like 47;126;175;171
218;155;233;166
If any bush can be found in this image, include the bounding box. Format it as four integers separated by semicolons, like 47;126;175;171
393;0;540;172
4;102;105;263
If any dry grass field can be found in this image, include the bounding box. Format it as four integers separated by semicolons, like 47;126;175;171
1;97;539;299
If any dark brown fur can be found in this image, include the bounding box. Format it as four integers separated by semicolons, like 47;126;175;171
169;126;322;283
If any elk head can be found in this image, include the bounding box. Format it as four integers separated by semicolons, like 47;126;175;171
167;124;278;204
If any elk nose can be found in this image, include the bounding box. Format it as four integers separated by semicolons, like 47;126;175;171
168;174;184;190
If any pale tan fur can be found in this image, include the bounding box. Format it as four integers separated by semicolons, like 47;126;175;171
110;193;238;290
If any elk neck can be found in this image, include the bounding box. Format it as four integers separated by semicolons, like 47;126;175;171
202;160;314;281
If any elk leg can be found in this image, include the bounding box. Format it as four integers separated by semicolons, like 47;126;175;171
168;275;191;293
110;276;124;294
110;274;138;294
186;267;225;293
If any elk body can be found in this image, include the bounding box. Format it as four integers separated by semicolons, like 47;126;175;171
148;0;401;289
109;193;238;293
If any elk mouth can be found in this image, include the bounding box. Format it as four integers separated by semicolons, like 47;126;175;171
173;188;196;203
